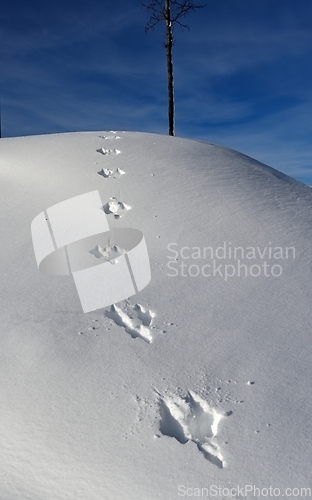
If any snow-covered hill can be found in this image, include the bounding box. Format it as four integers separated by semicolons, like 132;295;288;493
1;132;311;499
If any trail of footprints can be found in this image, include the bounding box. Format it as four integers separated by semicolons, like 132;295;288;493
96;133;130;218
87;131;231;467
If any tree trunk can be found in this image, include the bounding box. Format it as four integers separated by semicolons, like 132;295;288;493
165;0;174;136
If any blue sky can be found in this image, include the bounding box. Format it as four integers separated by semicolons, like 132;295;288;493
2;0;312;184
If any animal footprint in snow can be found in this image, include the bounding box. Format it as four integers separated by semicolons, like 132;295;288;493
105;303;155;343
158;391;230;468
103;197;131;219
98;167;125;178
133;303;154;326
97;147;120;155
89;243;126;262
99;134;121;140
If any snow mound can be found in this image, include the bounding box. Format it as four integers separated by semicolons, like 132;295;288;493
0;131;311;499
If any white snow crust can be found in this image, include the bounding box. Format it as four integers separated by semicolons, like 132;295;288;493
0;131;311;499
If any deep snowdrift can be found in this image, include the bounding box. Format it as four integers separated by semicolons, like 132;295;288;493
1;132;311;499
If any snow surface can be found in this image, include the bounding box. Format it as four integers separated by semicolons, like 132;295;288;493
0;131;312;499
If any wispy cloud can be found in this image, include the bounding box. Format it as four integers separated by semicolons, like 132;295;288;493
187;100;312;182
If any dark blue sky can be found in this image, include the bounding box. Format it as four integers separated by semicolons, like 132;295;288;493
2;0;312;184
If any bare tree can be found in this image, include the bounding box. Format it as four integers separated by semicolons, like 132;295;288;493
142;0;206;136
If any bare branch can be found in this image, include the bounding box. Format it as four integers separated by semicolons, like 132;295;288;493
170;0;207;9
170;0;207;25
143;0;206;32
173;20;190;31
144;15;163;31
142;1;166;31
142;0;163;10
